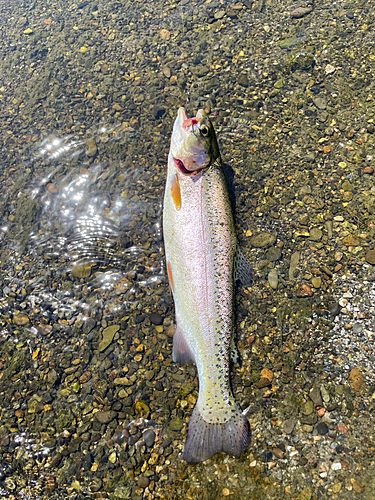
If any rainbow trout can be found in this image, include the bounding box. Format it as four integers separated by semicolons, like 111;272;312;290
163;107;251;463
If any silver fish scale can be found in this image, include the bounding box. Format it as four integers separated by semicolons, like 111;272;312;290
197;159;240;423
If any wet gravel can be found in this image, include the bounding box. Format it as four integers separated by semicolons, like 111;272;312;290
0;0;375;499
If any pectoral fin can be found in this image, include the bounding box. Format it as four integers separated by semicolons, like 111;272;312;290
172;324;196;364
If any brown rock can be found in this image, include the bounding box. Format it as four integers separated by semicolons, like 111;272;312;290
271;447;284;459
365;249;375;265
362;166;374;175
47;183;59;194
160;29;170;40
352;481;364;494
348;368;366;393
260;368;274;382
296;284;313;297
13;314;30;326
257;377;271;389
166;324;176;338
86;138;98;157
79;371;92;384
112;103;123;112
342;234;360;246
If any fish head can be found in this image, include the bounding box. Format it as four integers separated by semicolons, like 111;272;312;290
170;107;220;176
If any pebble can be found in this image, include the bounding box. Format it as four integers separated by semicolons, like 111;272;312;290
342;234;360;246
94;411;117;424
250;232;276;248
13;314;30;326
265;247;282;261
138;476;150;488
289;251;300;280
159;28;170;40
309;387;322;406
268;268;278;289
143;429;155;447
309;228;322;241
302;424;313;433
46;183;59;194
85;138;98;157
169;417;184;431
362;166;374;175
83;318;96;334
283;418;296;434
313;97;327;110
311;277;321;289
214;10;226;19
301;400;314;416
296;284;313;297
98;325;120;352
149;313;163;325
271;447;284;459
79;371;91;384
71;263;92;278
365;249;375;265
316;422;328;435
290;6;312;18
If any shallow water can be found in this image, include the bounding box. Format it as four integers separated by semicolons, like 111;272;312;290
1;0;375;499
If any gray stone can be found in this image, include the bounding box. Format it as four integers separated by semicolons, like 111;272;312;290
316;422;328;435
309;228;323;241
309;387;322;406
283;418;296;434
83;318;96;334
265;247;282;262
94;410;117;424
214;9;226;19
268;268;278;290
143;429;155;448
289;251;300;281
313;97;327;110
352;322;363;334
152;104;165;120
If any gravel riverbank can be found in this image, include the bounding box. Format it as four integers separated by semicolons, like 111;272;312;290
0;0;374;499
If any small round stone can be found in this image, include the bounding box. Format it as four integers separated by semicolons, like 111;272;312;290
149;313;163;325
316;422;329;435
137;476;150;488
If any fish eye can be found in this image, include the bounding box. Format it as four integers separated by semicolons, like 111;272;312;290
200;125;209;137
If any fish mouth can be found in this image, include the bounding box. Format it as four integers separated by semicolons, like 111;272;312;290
173;157;192;175
173;157;204;176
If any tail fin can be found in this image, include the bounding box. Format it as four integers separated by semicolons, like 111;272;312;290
182;408;249;464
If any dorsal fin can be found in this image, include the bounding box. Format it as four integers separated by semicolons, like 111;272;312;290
234;246;253;287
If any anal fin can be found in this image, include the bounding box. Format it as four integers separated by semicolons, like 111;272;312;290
172;324;196;364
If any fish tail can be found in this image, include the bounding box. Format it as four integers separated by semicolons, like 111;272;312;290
182;407;249;464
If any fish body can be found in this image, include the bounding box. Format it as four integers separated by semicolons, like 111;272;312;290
163;107;249;463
